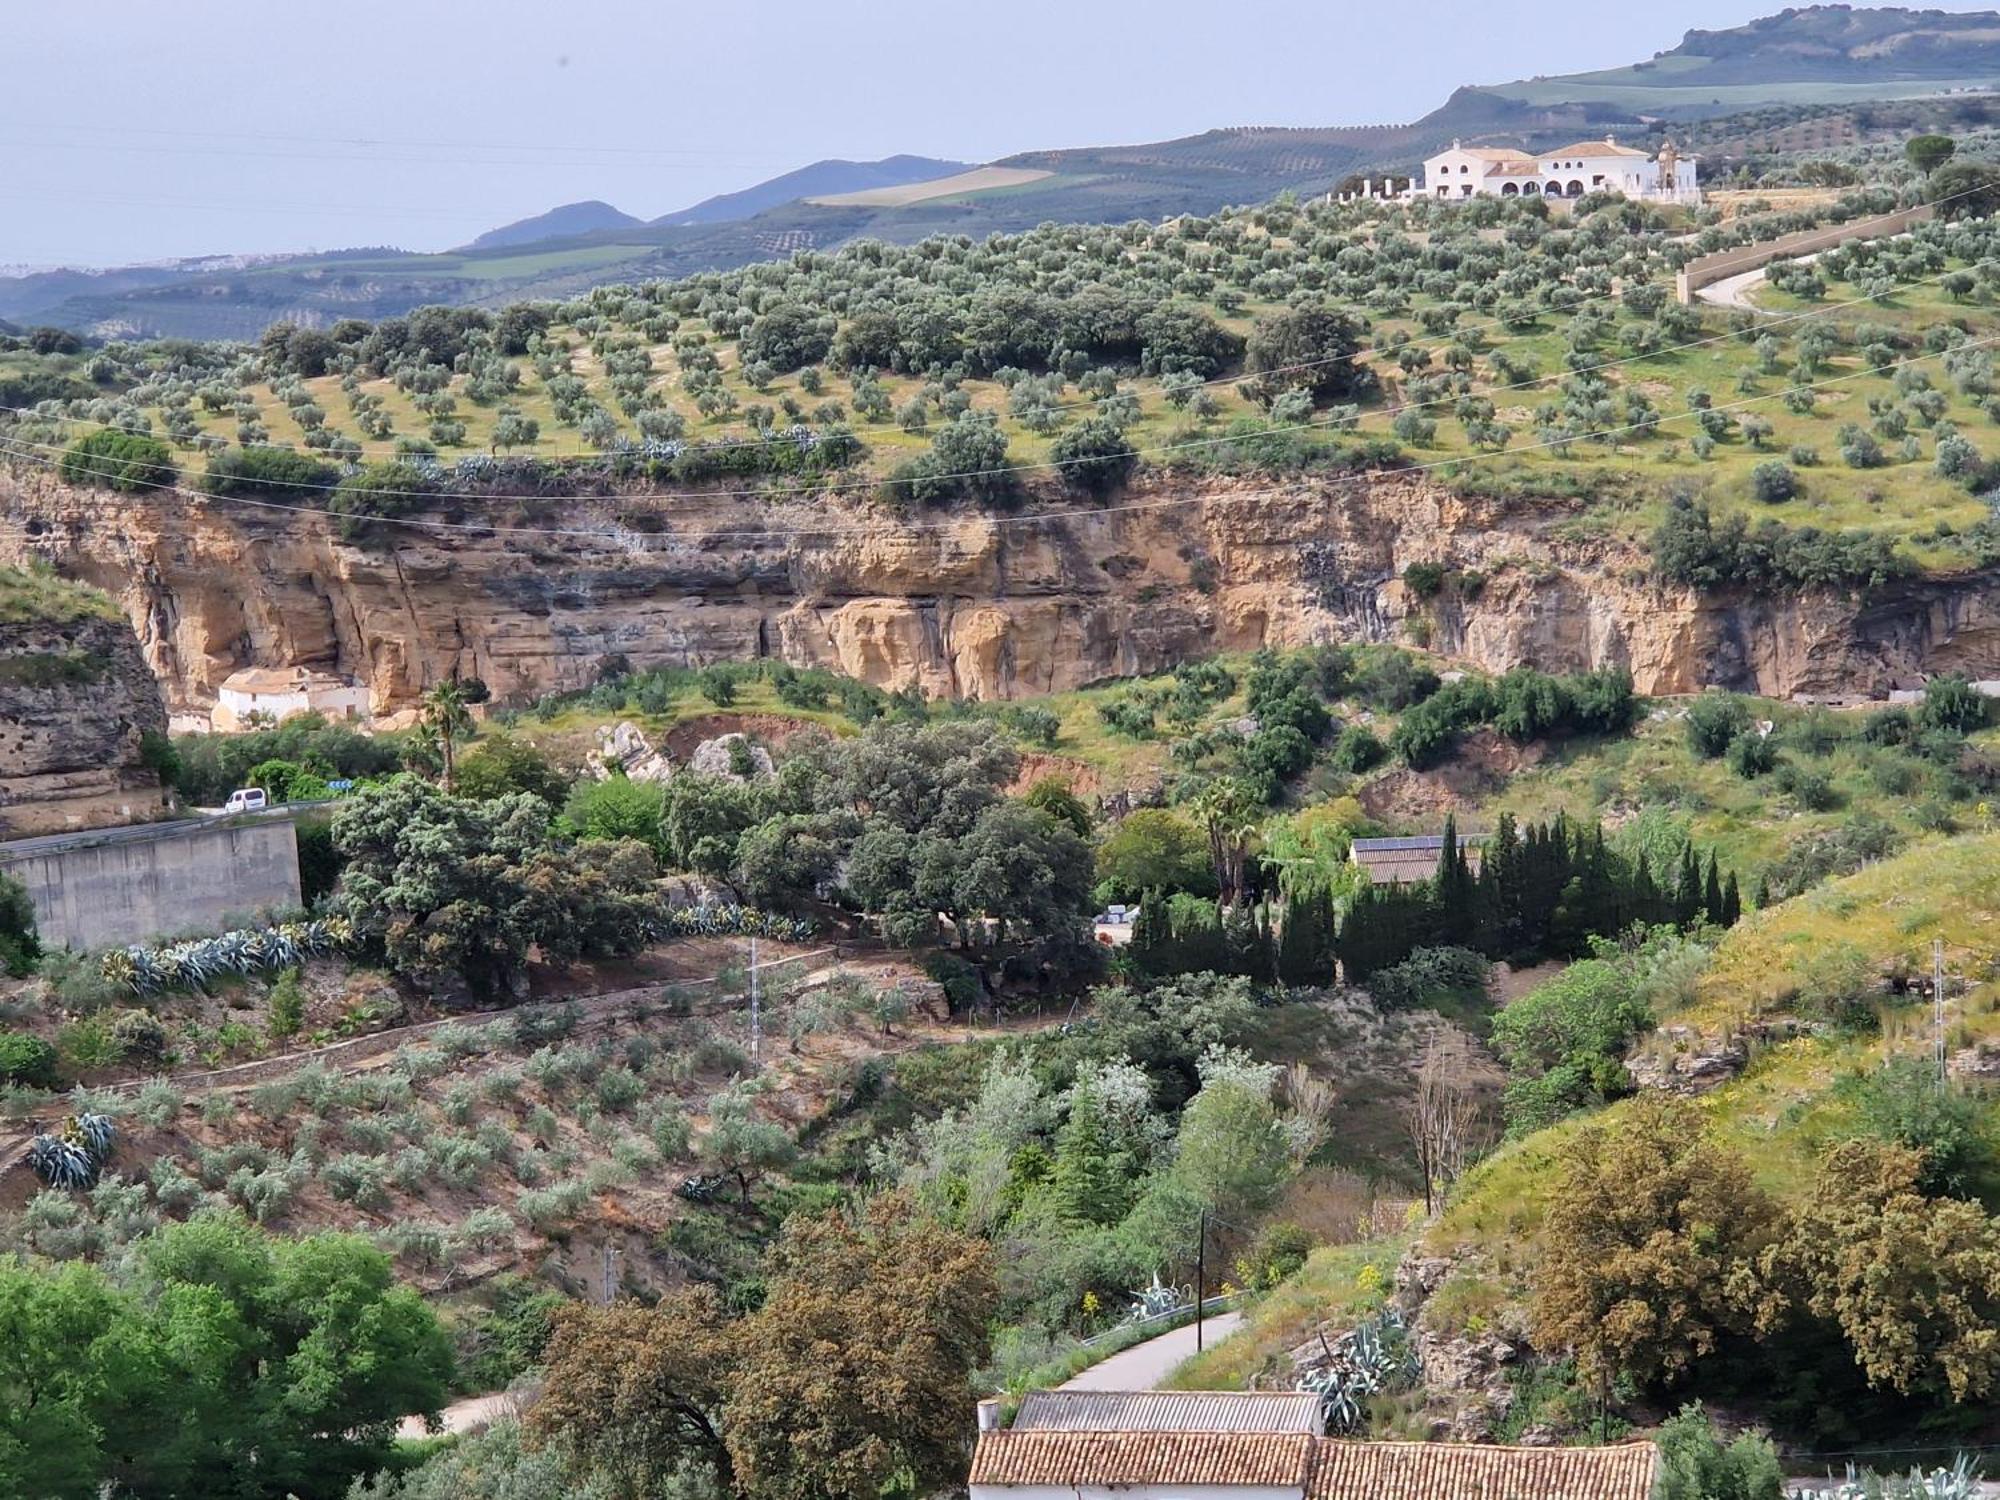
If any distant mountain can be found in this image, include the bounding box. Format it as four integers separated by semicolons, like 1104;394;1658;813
466;200;643;251
1476;4;2000;118
651;155;971;226
16;7;2000;341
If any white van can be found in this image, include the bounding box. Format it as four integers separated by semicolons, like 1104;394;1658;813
223;787;269;814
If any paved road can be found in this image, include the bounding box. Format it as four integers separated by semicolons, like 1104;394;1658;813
1694;248;1828;314
1060;1311;1245;1390
1696;264;1777;312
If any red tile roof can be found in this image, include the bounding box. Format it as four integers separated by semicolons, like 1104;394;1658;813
968;1431;1658;1500
969;1430;1315;1487
1308;1439;1657;1500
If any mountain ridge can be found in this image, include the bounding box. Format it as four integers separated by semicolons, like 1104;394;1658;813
12;5;2000;339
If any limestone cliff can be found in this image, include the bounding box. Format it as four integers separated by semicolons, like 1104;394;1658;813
5;465;2000;714
0;608;169;839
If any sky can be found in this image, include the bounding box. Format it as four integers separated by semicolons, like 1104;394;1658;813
6;0;1997;267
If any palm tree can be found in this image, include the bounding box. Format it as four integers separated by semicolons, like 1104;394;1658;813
420;681;473;792
1189;777;1257;908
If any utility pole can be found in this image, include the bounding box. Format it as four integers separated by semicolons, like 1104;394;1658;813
601;1243;619;1306
1195;1210;1207;1352
749;935;761;1071
1935;937;1948;1084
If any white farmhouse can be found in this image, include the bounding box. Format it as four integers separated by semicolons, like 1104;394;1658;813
1417;135;1698;204
212;666;368;732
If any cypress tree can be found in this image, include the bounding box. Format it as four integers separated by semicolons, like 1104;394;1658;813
1675;843;1703;926
1702;853;1726;926
1721;871;1743;927
1277;887;1334;986
1753;873;1771;911
1434;814;1477;946
1050;1089;1129;1225
1130;888;1170;976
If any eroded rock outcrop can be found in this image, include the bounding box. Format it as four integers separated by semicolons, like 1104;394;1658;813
0;612;168;838
8;466;2000;716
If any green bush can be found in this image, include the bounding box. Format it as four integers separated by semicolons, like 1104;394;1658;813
0;872;37;976
1655;1402;1782;1500
199;445;339;500
0;1029;58;1088
59;428;176;492
1725;731;1777;778
1685;693;1751;758
1368;946;1490;1014
1750;460;1799;504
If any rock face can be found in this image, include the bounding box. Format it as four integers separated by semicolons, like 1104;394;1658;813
1625;1024;1751;1095
0;613;168;838
9;466;2000;716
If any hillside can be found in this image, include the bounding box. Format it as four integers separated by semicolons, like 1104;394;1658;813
652;154;973;225
1482;4;2000;116
17;8;2000;341
1166;825;2000;1457
465;201;644;251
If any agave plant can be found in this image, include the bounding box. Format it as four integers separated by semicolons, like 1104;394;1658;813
650;903;816;944
102;918;357;995
1127;1273;1192;1322
1298;1308;1421;1434
1795;1456;1981;1500
28;1112;117;1190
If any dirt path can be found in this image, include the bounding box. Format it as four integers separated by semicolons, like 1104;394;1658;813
398;1389;518;1440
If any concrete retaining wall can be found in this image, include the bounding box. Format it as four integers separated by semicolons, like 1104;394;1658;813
0;815;301;950
1675;204;1935;304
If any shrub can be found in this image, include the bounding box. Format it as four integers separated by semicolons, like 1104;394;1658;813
0;1030;58;1088
1844;1056;1993;1196
1684;694;1750;758
1330;725;1386;773
108;1009;168;1067
59;428;176;492
200;445;339;500
1750;461;1799;504
1369;946;1489;1012
1725;731;1777;778
322;1152;391;1210
1050;417;1138;495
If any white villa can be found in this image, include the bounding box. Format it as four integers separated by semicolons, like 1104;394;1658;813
1342;136;1698;207
212;666;368;732
1420;135;1698;204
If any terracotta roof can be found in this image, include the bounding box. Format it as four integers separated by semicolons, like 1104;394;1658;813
1014;1390;1323;1434
1308;1440;1658;1500
1546;139;1650;159
969;1430;1314;1487
1490;160;1542;176
1460;147;1535;163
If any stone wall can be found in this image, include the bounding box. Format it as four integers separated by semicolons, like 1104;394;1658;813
1675;203;1935;302
0;814;301;950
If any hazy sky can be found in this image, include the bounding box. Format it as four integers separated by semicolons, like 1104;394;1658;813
8;0;1995;267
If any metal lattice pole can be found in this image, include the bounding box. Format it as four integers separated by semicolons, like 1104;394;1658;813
749;935;761;1071
1935;937;1948;1085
